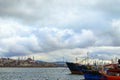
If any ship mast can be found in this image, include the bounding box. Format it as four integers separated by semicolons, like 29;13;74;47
85;52;89;65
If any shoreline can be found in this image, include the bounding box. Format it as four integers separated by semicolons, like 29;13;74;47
0;66;66;68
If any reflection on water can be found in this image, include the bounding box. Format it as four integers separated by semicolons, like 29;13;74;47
0;67;84;80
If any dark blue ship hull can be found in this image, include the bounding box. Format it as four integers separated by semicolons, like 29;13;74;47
66;62;88;74
84;70;106;80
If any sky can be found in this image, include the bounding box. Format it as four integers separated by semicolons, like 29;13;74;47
0;0;120;62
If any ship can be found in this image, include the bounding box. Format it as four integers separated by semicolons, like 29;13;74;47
84;59;120;80
66;62;85;74
66;53;91;75
66;62;92;74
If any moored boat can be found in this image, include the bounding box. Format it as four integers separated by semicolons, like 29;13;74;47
66;62;91;74
66;62;83;74
84;70;105;80
84;59;120;80
66;53;92;75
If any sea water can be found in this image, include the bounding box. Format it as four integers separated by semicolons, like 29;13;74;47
0;67;84;80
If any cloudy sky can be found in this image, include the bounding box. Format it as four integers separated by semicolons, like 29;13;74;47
0;0;120;62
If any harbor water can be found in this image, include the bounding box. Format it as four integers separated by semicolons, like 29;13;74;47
0;67;84;80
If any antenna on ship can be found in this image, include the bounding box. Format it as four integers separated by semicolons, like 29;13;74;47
85;52;89;65
87;52;89;64
76;57;78;63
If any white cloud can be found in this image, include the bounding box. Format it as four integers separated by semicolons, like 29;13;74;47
95;0;120;17
0;0;107;28
88;46;120;60
0;18;120;61
0;18;97;58
0;0;120;61
108;19;120;46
